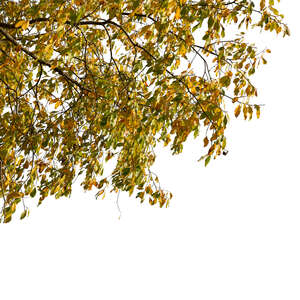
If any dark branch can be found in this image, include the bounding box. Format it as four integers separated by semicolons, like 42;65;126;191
0;27;91;92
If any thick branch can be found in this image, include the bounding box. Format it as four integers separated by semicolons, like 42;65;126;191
0;18;111;29
0;27;90;92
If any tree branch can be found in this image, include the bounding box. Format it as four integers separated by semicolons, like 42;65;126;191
0;27;90;92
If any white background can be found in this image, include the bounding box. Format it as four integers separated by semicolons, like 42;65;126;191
1;2;300;299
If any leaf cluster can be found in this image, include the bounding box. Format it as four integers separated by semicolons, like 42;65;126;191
0;0;288;222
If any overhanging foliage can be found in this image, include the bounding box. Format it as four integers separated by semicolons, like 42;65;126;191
0;0;288;222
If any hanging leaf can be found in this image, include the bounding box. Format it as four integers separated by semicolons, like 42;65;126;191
205;156;211;167
0;0;288;222
234;105;241;118
255;105;261;119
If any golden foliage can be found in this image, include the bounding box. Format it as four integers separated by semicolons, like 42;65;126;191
0;0;288;222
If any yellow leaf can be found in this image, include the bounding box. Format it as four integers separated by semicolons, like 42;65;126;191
208;144;216;155
175;7;181;20
15;20;29;30
22;20;30;30
248;106;253;120
178;43;186;56
255;105;261;119
15;20;25;28
55;101;62;109
129;186;134;196
50;61;58;70
164;134;171;146
44;44;53;60
243;105;248;120
7;191;24;201
234;105;241;118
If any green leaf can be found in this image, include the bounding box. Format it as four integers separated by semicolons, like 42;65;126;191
20;210;27;220
208;16;214;28
205;156;211;167
220;76;231;87
30;188;36;198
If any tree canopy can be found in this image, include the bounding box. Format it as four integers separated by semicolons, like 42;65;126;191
0;0;288;222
